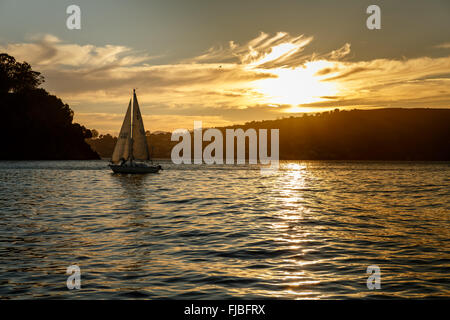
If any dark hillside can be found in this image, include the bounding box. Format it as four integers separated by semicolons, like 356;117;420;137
0;53;99;160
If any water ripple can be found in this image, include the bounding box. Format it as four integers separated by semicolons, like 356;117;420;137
0;160;449;299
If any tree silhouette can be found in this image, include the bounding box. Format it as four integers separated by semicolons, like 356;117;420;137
0;53;99;160
0;53;44;94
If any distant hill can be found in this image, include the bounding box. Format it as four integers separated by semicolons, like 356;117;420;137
235;108;450;160
0;53;99;160
88;108;450;161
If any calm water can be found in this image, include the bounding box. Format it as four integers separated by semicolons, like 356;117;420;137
0;160;449;299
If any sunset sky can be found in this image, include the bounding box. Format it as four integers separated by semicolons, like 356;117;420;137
1;0;449;134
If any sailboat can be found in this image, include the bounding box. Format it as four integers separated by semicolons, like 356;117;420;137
109;89;162;174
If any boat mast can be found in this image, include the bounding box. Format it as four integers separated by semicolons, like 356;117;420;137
129;89;135;163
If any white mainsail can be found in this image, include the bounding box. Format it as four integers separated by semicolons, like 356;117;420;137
111;100;132;163
131;91;150;161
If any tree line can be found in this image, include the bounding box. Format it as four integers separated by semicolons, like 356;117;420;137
88;108;450;161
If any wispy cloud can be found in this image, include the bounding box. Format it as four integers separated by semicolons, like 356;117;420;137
328;43;351;60
435;42;450;49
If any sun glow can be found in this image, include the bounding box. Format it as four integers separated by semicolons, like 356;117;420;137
250;60;339;107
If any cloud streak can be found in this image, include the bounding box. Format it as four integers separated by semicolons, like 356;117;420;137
435;42;450;49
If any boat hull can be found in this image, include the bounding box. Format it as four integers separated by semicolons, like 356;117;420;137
109;164;162;174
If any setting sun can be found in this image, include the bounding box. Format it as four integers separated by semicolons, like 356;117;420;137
251;60;339;107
